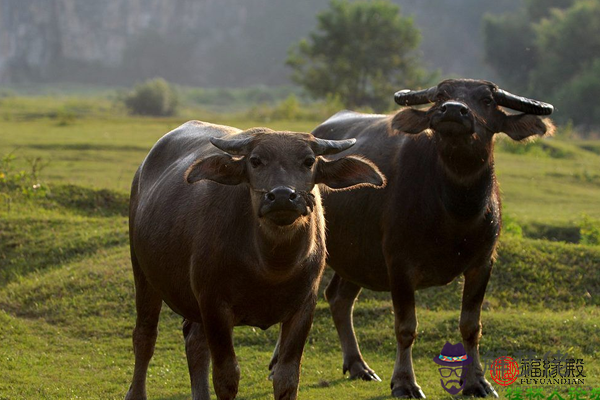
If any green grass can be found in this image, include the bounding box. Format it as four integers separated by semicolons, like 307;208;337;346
0;198;598;399
0;96;599;399
0;196;598;399
1;95;599;226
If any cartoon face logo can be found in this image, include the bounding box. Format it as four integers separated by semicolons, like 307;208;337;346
433;342;473;395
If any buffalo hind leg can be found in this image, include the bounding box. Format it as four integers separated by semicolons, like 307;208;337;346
389;278;424;399
460;261;498;398
325;273;381;382
183;319;211;400
125;257;163;400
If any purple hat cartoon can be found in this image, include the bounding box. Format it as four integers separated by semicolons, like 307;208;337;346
433;342;473;366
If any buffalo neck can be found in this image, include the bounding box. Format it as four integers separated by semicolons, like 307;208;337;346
434;133;497;220
254;203;322;277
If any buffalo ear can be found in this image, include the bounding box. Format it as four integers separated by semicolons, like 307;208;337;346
316;156;386;190
185;154;247;185
391;108;430;134
502;114;556;141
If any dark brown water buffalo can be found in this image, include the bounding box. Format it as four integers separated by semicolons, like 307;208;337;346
125;121;385;400
310;79;554;398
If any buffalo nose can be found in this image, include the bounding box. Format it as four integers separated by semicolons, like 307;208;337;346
440;101;469;116
265;186;297;202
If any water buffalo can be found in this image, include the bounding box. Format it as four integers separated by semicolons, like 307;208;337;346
311;79;554;398
125;121;385;400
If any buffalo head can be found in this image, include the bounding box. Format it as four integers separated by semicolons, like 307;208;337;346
391;79;555;141
185;129;385;227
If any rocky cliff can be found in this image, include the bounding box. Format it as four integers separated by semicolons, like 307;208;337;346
0;0;520;87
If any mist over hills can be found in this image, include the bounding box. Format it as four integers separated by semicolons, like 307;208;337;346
0;0;520;88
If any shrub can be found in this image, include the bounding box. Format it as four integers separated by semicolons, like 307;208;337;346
271;95;300;120
580;214;600;246
124;78;179;116
502;214;523;238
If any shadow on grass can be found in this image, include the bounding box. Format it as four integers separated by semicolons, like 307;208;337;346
26;143;149;153
238;391;277;400
47;184;129;217
305;377;349;390
0;217;128;286
155;390;275;400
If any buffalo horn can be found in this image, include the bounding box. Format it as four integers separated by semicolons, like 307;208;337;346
210;136;253;155
493;89;554;115
311;138;356;156
394;86;438;106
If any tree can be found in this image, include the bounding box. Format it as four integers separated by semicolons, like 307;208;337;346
287;0;430;112
482;0;575;93
532;0;600;97
482;13;536;91
483;0;600;128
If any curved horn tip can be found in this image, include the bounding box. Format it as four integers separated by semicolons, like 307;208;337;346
209;136;251;155
209;137;225;148
313;137;357;155
394;89;411;96
393;86;437;106
394;90;411;105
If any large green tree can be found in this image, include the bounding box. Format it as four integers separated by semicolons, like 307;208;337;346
287;0;430;112
483;0;600;127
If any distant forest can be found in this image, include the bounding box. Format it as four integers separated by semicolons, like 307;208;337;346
0;0;521;88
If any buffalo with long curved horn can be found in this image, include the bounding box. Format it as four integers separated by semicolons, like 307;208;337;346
289;79;555;398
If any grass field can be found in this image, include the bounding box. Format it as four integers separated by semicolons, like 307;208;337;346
0;95;599;399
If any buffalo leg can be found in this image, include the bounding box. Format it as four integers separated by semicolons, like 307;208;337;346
389;278;425;399
271;295;317;400
460;261;498;398
183;319;211;400
324;273;381;381
268;329;281;380
200;303;239;400
125;258;163;400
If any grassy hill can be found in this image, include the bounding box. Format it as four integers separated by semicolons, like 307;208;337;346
0;96;599;399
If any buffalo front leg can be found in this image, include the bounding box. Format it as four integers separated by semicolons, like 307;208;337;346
324;273;381;381
268;328;281;381
125;258;163;400
183;319;211;400
389;279;425;399
460;261;498;398
200;302;240;400
271;295;318;400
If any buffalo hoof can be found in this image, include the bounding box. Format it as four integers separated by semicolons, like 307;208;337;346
463;378;498;398
343;359;382;382
391;385;426;399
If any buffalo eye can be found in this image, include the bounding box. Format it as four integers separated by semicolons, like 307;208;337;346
304;157;316;168
483;97;493;106
249;156;262;168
